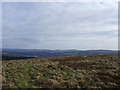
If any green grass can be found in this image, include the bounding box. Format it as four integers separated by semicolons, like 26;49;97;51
2;54;120;88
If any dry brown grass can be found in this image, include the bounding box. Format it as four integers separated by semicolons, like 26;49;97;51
2;54;120;88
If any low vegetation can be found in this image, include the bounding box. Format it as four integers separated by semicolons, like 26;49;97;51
2;54;120;88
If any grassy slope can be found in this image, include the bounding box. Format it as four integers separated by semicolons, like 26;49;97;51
2;54;120;88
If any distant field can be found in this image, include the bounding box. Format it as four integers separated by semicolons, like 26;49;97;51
2;54;120;88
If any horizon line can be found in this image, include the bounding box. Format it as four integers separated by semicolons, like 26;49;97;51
1;48;119;51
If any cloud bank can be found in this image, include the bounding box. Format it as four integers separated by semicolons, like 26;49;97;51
2;2;118;50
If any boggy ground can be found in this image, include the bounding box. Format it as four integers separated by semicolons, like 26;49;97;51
2;54;120;88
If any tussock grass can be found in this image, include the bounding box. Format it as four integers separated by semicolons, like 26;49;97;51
2;54;120;88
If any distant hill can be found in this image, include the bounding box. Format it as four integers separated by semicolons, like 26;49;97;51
2;48;118;60
2;53;34;60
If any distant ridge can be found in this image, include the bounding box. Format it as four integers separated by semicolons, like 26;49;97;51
2;48;119;60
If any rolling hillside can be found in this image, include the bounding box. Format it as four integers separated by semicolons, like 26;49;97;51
2;54;120;88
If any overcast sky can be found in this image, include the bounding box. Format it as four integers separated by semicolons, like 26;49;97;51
2;2;118;50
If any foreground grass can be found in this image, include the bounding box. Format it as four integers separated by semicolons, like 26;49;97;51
2;54;120;88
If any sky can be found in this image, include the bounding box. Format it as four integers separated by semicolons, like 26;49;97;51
2;2;118;50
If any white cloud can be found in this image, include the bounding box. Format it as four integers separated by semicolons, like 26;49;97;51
2;2;118;49
1;0;119;2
